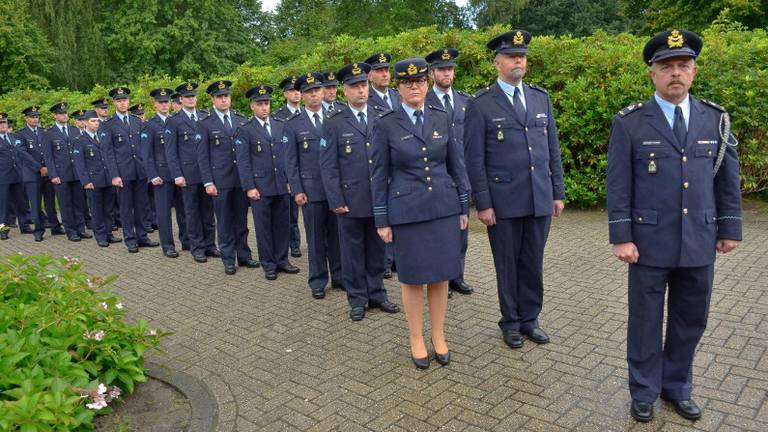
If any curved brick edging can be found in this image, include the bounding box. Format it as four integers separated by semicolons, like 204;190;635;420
145;361;220;432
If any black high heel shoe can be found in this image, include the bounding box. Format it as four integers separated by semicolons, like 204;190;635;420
411;355;430;370
432;339;451;366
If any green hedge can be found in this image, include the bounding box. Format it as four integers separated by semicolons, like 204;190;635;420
1;23;766;206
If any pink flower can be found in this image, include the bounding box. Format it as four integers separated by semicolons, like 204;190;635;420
100;302;109;310
97;383;107;394
106;386;121;402
86;395;107;410
115;303;124;310
83;330;106;341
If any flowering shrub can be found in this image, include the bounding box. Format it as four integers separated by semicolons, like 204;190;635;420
0;254;168;430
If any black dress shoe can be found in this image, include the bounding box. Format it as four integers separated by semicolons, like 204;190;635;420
164;249;179;258
331;281;345;290
630;400;654;422
503;330;524;349
144;226;155;233
431;339;451;366
411;355;430;370
138;239;160;248
449;281;474;295
383;268;392;279
97;241;109;247
34;232;44;242
107;236;122;243
205;248;222;257
224;265;236;275
51;226;66;235
311;289;325;299
662;397;701;420
522;327;550;344
370;300;400;313
238;259;260;268
111;226;119;232
7;222;17;228
193;254;207;263
0;232;8;240
68;235;82;242
79;232;93;239
20;225;34;234
181;244;191;251
277;263;300;274
290;249;302;258
265;271;277;280
350;307;365;321
127;245;139;253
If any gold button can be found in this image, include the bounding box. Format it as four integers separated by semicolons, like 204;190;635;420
708;150;712;156
423;157;428;162
396;191;400;196
683;182;689;189
274;168;277;171
422;147;426;152
428;187;433;191
530;166;535;171
426;177;431;181
425;167;430;171
638;217;644;222
528;146;532;151
495;177;499;181
525;127;528;132
366;142;370;147
683;208;688;215
650;153;655;157
682;156;688;162
368;159;372;164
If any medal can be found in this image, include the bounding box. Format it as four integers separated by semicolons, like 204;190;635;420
648;160;657;174
497;130;504;141
303;140;309;150
345;144;352;154
257;144;262;152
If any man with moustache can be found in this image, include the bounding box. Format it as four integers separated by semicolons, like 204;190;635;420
320;62;400;320
165;82;219;263
464;30;565;350
197;80;259;275
285;72;343;299
235;84;300;280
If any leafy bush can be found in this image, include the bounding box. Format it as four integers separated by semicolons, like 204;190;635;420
0;23;765;206
0;254;166;431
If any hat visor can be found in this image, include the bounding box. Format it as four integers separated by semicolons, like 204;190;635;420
24;113;41;117
154;96;171;102
650;48;697;64
179;91;197;97
111;95;129;100
369;63;390;70
496;47;528;55
396;72;428;81
343;75;369;85
209;89;231;96
300;82;324;92
429;60;457;69
322;81;339;87
249;95;271;102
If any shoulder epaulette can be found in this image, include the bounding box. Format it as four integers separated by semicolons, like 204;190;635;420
455;90;470;98
427;104;446;113
378;110;395;119
129;114;142;121
528;83;548;94
618;102;645;117
474;87;490;98
271;115;284;123
326;109;343;119
701;99;726;113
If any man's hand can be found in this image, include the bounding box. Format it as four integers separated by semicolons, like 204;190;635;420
459;214;468;230
84;183;94;190
717;239;740;254
51;177;61;185
295;193;307;206
612;242;639;264
246;188;261;201
377;226;393;243
112;177;123;188
333;206;349;215
151;178;163;186
478;208;496;226
175;177;187;187
205;184;218;196
553;200;565;218
40;167;48;177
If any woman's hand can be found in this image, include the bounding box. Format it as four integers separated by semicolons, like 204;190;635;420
377;226;393;243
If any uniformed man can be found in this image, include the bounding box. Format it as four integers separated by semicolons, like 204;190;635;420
320;62;400;320
0;112;24;240
165;82;219;263
465;30;565;350
197;80;259;275
71;109;93;230
171;93;182;114
321;71;346;112
101;86;159;252
285;72;343;299
73;110;121;247
16;105;64;241
365;52;400;278
607;30;742;423
235;84;300;279
274;75;304;258
141;87;190;258
129;103;145;121
92;98;110;123
42;102;91;241
426;47;473;296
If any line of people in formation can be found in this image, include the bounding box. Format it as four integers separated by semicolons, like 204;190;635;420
0;28;744;423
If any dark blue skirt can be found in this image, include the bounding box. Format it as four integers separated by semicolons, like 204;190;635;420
392;214;461;285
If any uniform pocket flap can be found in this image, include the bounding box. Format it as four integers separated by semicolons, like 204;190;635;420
695;146;716;158
489;174;512;183
632;209;658;225
704;209;717;224
391;186;412;198
635;149;670;160
300;172;314;179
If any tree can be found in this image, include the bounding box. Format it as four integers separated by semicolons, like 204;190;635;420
0;0;52;94
623;0;768;34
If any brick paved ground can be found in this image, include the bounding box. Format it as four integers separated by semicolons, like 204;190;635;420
2;208;767;431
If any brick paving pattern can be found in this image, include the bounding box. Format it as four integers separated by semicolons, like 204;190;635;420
2;208;767;431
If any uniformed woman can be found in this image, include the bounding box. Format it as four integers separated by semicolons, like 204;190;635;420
370;58;470;369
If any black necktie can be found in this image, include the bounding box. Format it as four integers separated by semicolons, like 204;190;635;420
328;103;334;111
94;133;100;144
414;110;424;138
263;121;271;138
3;134;9;145
512;87;526;124
123;115;129;127
357;111;367;127
313;113;321;131
673;106;687;146
191;112;196;122
61;126;68;138
383;94;390;109
223;114;232;134
443;94;454;121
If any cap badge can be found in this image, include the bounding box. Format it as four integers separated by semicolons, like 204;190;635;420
407;63;417;75
186;83;194;91
441;49;451;60
378;53;387;63
117;88;125;95
258;86;267;95
513;31;524;45
306;73;315;84
218;81;226;90
160;89;167;96
352;64;361;75
667;30;684;48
